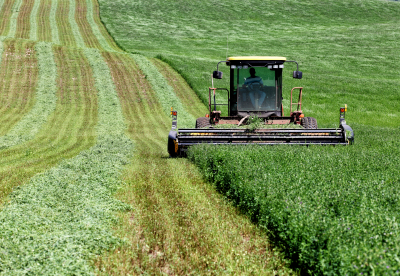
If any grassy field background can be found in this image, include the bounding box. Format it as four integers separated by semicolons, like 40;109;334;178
97;0;400;274
98;0;400;127
0;0;296;274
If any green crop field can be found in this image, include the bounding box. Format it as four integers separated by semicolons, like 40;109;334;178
96;0;400;274
0;0;305;274
0;0;398;274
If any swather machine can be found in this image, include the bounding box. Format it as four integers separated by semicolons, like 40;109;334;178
168;56;354;157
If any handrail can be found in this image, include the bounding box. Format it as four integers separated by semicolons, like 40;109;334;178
209;88;230;116
290;87;303;114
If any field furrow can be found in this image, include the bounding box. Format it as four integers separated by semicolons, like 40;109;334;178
90;0;120;51
37;0;52;42
0;0;14;36
14;0;33;39
68;0;85;47
75;0;102;49
0;46;133;275
7;0;23;38
56;0;76;47
28;0;39;41
0;39;38;135
151;57;208;120
49;0;59;44
0;42;57;149
0;45;97;204
94;52;293;275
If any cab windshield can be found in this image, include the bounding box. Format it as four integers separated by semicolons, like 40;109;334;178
233;67;282;112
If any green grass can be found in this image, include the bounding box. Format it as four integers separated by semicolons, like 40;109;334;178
98;0;400;127
97;0;400;274
0;39;38;136
93;52;295;275
0;41;57;149
187;124;400;274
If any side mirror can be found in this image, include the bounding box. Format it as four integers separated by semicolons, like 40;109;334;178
213;71;223;79
293;71;303;79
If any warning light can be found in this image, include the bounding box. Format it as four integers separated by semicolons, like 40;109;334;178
340;108;345;113
172;111;177;116
205;114;209;118
299;114;305;118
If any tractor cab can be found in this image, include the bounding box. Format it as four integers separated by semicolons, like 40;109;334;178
212;56;303;123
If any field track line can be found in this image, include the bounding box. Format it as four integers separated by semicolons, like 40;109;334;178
15;0;34;39
95;53;291;274
132;54;195;129
6;0;22;38
90;0;121;52
49;0;60;44
37;0;52;42
75;0;102;49
0;0;14;36
0;39;38;135
0;45;98;205
0;42;57;148
85;0;113;51
0;47;133;274
151;57;208;119
28;0;39;41
69;0;85;48
56;0;76;47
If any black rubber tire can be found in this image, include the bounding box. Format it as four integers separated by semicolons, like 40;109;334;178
195;117;211;128
301;117;318;129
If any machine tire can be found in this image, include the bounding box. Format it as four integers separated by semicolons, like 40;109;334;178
195;117;211;128
301;117;318;129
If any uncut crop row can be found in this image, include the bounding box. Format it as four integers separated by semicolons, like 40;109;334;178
188;125;400;275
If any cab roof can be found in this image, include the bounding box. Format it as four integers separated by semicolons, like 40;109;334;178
227;56;286;61
226;56;286;67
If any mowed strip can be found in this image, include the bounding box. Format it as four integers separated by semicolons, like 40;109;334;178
37;0;52;42
0;45;97;205
95;52;293;275
0;39;38;135
15;0;34;39
151;57;208;120
75;0;102;49
0;0;14;36
89;0;120;51
56;0;77;47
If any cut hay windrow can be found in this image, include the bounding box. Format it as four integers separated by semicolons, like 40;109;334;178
132;54;195;129
90;0;120;52
85;0;113;52
37;0;52;42
151;57;208;120
15;0;34;39
0;39;38;135
49;0;60;44
0;0;14;36
28;0;39;41
75;0;102;49
0;44;133;272
0;45;97;205
95;52;293;275
102;52;168;146
68;0;85;48
56;0;76;47
6;0;22;38
0;42;57;149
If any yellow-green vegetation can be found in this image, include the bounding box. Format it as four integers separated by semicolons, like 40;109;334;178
0;41;57;149
0;0;295;274
0;39;38;136
0;44;98;205
98;0;400;274
95;52;293;275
